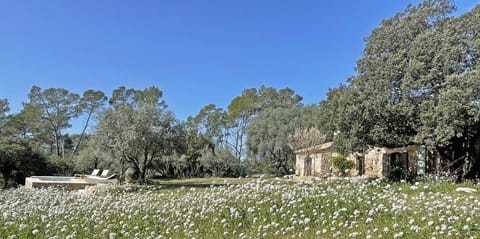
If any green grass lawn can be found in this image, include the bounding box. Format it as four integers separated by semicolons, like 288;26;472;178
1;178;479;238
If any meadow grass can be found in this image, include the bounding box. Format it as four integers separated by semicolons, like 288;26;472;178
0;178;479;238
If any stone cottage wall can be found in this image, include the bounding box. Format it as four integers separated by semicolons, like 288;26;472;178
295;155;305;177
295;151;334;177
311;153;323;177
363;148;384;178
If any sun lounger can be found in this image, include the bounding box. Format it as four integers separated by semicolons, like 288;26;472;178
75;169;101;178
86;170;116;180
99;170;109;177
91;169;101;176
85;174;117;183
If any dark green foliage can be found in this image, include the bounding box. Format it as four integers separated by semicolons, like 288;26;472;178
386;167;418;183
320;0;480;179
0;140;53;188
387;167;405;182
0;100;54;187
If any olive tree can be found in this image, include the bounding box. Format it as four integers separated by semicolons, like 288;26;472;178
95;86;182;183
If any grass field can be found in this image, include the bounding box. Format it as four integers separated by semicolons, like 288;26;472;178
0;178;479;238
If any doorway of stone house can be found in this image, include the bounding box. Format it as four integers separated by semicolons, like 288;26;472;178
357;156;365;176
304;156;312;176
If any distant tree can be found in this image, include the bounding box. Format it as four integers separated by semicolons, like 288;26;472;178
154;107;241;178
226;88;260;162
199;147;239;177
226;86;303;162
0;99;10;139
0;99;9;127
247;105;316;176
171;120;210;177
152;154;181;178
8;104;42;141
25;86;80;157
193;104;228;145
73;90;107;156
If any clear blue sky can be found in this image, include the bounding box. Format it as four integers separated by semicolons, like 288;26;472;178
0;1;477;129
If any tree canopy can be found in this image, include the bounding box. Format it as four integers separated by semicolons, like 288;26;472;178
320;0;480;179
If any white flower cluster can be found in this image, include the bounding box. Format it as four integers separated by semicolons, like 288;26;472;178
0;179;479;238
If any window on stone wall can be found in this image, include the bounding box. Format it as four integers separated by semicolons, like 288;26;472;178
383;152;408;175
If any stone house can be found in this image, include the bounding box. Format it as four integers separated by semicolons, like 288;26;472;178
294;142;338;178
357;145;420;178
295;142;420;179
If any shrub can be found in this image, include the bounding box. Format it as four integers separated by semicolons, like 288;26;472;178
332;156;354;176
387;167;404;182
387;167;418;183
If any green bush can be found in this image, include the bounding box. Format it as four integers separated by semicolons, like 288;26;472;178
387;167;405;182
387;167;417;183
332;156;354;176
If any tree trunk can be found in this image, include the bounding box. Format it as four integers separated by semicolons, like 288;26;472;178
465;133;480;179
1;171;10;189
138;164;148;184
73;110;93;156
275;161;281;177
55;131;61;157
434;149;441;175
282;164;290;176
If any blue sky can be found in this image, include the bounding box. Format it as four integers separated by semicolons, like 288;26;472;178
0;1;477;131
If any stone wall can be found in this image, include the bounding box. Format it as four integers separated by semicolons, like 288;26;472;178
296;143;420;179
295;155;305;177
295;151;335;177
361;145;419;178
363;149;384;178
25;177;98;191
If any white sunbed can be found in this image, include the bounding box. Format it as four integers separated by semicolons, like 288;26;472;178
75;169;101;178
86;169;117;182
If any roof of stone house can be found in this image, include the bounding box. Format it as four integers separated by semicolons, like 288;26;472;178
294;142;333;155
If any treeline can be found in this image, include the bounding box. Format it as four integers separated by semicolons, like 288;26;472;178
0;0;479;186
0;85;323;186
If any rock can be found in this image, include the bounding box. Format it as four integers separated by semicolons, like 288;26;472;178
456;187;477;193
124;167;138;184
125;185;137;192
